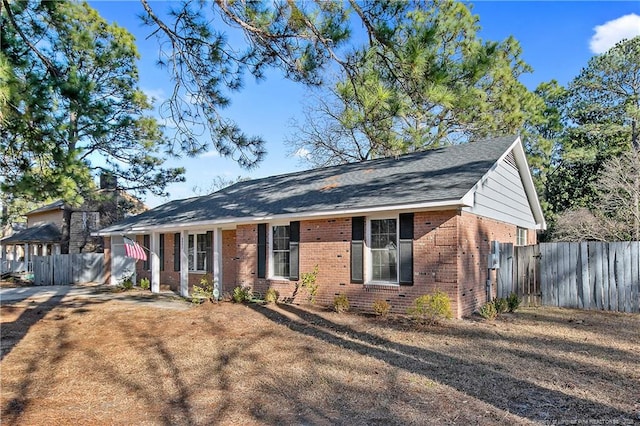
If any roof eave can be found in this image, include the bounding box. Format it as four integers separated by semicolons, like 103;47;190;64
93;198;470;236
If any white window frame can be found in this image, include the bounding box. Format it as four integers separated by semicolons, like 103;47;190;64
269;223;290;279
516;227;528;246
188;233;208;273
366;215;399;284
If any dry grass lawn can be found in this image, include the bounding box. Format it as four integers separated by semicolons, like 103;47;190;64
1;289;639;425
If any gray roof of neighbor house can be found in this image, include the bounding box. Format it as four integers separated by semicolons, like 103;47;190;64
26;200;65;215
98;135;522;234
0;223;62;244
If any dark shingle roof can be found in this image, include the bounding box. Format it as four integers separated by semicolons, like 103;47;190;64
99;135;518;234
1;223;62;244
26;200;65;215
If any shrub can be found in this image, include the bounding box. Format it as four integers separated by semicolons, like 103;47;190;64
118;273;134;290
493;297;508;314
407;290;453;325
232;286;252;303
139;277;150;290
192;276;215;304
507;292;521;312
300;265;319;303
372;299;391;317
333;294;350;313
479;301;498;320
264;288;279;304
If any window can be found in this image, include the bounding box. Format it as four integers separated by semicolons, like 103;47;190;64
516;227;528;246
370;218;398;282
272;225;290;278
188;233;207;272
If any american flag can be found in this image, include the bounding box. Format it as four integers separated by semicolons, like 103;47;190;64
124;237;147;261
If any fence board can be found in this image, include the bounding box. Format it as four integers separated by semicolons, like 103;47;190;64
622;243;632;313
539;244;549;305
578;243;588;309
631;242;640;313
497;243;514;298
568;243;578;308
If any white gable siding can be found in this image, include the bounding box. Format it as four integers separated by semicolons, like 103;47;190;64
463;152;537;229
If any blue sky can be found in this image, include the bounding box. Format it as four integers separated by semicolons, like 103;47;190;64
89;1;640;208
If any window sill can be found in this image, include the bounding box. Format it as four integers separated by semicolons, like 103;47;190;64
188;270;207;274
269;276;290;281
364;282;399;292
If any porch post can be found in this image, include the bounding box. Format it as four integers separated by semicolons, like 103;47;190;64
24;243;30;272
180;230;189;297
109;236;119;286
150;232;160;293
213;228;222;300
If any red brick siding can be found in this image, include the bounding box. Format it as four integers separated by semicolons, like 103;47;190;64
456;211;538;317
242;213;464;317
127;211;538;318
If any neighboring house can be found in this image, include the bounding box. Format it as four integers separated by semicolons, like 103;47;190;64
0;176;145;274
96;135;545;318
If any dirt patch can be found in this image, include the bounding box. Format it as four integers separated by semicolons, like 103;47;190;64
1;297;638;425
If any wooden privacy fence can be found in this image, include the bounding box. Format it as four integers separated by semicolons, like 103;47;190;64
32;254;105;286
497;241;640;313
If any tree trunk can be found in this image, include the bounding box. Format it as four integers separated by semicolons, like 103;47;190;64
61;208;72;254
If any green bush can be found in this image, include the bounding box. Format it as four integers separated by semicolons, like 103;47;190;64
118;273;134;290
493;297;508;314
407;290;453;325
372;299;391;317
479;301;498;320
232;286;252;303
264;288;279;304
333;294;350;313
300;265;319;303
139;277;150;290
192;276;215;304
507;292;521;312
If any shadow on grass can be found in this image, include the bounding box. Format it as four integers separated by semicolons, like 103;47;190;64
0;291;69;362
250;303;637;424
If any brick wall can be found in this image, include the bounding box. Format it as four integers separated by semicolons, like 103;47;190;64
456;211;538;317
69;211;101;254
127;211;538;318
221;230;237;294
239;213;465;317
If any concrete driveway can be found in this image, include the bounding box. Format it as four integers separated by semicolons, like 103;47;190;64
0;284;191;310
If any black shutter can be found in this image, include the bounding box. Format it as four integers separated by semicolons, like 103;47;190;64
399;213;414;285
159;234;165;271
257;224;266;278
173;232;180;271
143;234;150;270
206;231;213;273
351;216;365;284
289;221;300;281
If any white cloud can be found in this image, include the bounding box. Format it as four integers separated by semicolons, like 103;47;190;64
201;150;220;158
293;147;311;160
590;14;640;54
142;87;166;104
